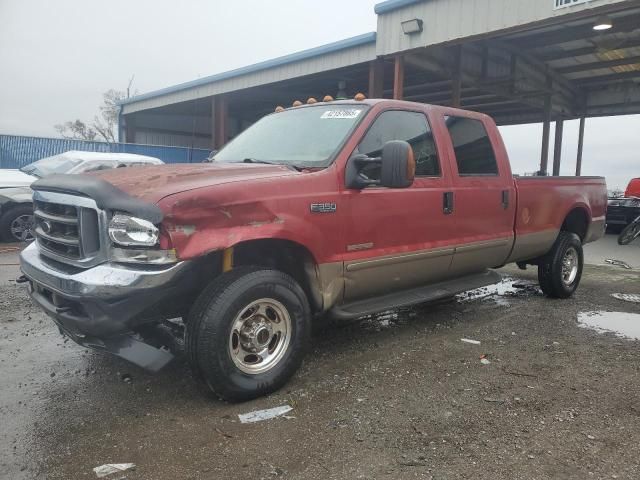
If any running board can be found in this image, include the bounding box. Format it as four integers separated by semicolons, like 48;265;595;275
330;270;502;320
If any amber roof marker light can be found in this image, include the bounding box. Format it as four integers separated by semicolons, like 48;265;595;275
292;100;303;107
593;15;613;31
354;93;366;101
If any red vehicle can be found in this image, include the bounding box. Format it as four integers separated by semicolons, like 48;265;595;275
19;99;607;401
625;178;640;198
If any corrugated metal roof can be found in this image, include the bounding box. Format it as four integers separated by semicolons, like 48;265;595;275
118;32;376;107
374;0;425;15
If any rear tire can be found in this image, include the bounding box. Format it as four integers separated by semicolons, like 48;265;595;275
538;231;583;299
0;204;34;243
186;267;311;402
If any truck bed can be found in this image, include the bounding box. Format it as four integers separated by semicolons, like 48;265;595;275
507;176;607;263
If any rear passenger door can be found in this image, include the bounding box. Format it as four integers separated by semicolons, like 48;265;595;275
342;109;456;301
442;115;516;275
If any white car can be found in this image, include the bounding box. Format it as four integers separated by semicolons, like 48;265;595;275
0;151;163;242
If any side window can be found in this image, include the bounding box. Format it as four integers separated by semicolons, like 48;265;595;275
358;110;440;179
444;116;498;176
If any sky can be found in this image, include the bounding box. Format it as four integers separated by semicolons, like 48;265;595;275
0;0;638;190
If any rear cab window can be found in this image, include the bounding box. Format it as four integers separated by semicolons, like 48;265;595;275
444;116;498;176
357;110;441;180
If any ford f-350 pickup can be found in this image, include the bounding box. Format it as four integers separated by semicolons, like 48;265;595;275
19;99;607;401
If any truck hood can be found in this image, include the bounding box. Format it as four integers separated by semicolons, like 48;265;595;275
0;169;37;188
92;162;299;204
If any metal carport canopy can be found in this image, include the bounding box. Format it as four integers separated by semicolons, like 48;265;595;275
118;0;640;174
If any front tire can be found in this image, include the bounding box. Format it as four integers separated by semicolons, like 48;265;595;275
538;231;583;299
186;267;311;402
0;204;34;243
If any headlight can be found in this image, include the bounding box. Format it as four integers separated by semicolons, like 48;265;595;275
108;214;159;247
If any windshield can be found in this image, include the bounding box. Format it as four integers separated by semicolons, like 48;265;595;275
20;155;82;178
214;104;368;168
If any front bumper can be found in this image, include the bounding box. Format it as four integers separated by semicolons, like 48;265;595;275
20;242;195;355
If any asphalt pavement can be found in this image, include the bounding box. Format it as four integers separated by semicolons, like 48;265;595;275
1;234;639;479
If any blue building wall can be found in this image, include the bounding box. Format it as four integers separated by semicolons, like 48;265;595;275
0;135;211;169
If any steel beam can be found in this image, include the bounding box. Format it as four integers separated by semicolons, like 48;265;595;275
540;76;553;175
489;39;580;108
124;115;136;143
556;55;640;74
576;117;585;176
212;95;228;150
538;38;640;62
368;59;385;99
552;119;564;176
451;45;463;108
576;70;640;87
393;55;405;100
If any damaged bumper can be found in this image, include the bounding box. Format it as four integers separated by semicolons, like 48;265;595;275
19;242;195;370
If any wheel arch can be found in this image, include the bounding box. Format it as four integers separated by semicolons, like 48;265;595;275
561;206;590;242
229;238;324;313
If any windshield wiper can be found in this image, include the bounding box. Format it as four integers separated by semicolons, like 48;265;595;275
243;158;301;171
242;158;279;165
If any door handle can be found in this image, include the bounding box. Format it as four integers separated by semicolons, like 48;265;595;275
443;191;454;215
501;190;509;210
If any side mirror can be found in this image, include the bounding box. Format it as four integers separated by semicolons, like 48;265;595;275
345;140;415;189
380;140;415;188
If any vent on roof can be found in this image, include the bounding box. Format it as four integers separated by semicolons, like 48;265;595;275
554;0;594;10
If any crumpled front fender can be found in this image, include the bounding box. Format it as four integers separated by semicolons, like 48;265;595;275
158;195;327;262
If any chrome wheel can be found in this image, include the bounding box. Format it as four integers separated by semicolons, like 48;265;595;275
10;214;35;242
561;247;579;286
229;298;291;375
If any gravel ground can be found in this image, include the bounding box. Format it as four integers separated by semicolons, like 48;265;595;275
1;239;640;480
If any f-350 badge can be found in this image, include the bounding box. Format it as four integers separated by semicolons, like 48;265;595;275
310;203;337;213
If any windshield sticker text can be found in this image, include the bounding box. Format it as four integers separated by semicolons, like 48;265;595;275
321;109;361;119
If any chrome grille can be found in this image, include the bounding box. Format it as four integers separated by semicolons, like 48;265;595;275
32;191;107;268
34;201;81;258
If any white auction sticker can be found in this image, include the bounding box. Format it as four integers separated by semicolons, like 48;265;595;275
321;109;362;119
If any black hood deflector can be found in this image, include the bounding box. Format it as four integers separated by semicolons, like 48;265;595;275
31;174;163;224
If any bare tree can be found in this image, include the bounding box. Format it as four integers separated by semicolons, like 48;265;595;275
54;120;98;141
91;89;123;143
55;78;135;143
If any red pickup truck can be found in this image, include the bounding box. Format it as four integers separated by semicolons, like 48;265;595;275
20;99;607;401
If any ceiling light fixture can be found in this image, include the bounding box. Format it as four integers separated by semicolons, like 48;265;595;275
593;15;613;31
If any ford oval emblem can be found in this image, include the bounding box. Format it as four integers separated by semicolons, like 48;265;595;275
41;220;53;234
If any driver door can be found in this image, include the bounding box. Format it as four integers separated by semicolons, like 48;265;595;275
341;109;456;301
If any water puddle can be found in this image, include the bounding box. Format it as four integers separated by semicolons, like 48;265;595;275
577;311;640;340
360;309;409;331
611;293;640;304
457;276;541;306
